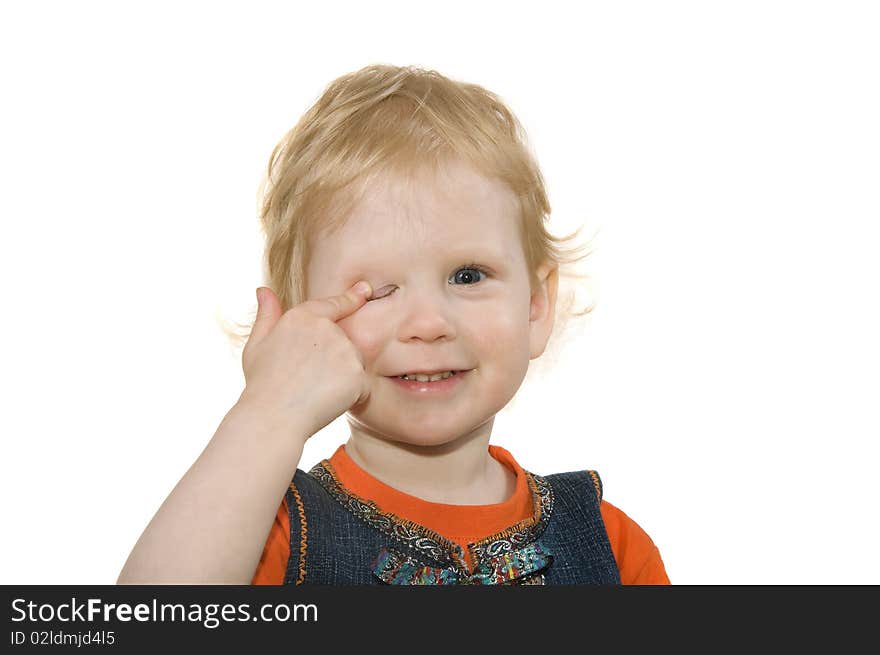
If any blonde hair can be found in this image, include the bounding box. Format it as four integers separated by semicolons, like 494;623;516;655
222;63;597;358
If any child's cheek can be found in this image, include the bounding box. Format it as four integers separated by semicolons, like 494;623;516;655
337;313;385;363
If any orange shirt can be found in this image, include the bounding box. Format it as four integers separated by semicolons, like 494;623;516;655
252;444;669;585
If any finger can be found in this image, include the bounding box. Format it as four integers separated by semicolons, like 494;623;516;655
249;286;282;345
308;281;372;322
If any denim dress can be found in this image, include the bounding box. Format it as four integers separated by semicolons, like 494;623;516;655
283;459;621;586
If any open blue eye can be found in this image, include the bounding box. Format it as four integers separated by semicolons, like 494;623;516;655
450;266;488;285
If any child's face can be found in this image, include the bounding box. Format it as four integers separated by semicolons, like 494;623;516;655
306;158;555;448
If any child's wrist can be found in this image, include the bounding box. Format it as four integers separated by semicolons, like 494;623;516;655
225;394;313;451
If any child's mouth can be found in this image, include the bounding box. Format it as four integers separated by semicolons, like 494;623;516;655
397;370;458;381
386;369;472;394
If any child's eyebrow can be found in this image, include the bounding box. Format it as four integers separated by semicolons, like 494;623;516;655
343;246;506;272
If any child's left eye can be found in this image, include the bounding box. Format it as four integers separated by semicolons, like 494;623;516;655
449;265;488;286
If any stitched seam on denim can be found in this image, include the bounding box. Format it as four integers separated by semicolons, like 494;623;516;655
587;470;602;502
288;481;307;585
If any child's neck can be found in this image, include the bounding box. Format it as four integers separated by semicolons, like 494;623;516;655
343;424;516;506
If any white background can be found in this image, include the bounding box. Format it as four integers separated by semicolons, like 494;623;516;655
1;1;877;585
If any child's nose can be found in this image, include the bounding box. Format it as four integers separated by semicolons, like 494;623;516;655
394;292;457;342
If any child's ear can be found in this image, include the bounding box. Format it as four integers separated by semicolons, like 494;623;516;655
529;261;559;359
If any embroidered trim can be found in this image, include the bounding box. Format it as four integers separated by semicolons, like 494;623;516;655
309;461;451;565
371;547;459;585
468;472;554;565
288;481;308;585
307;459;555;575
371;542;553;585
587;470;602;502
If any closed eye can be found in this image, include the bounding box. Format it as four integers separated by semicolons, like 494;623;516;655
367;285;396;301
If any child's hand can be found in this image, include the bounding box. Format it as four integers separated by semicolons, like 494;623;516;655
238;281;373;439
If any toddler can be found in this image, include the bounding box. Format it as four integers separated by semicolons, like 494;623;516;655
118;64;669;585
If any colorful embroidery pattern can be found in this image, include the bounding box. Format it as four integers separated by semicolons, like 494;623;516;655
371;548;460;585
371;541;553;585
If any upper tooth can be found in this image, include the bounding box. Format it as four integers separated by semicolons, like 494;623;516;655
401;371;454;381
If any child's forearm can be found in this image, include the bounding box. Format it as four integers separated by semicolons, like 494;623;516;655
117;399;309;584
